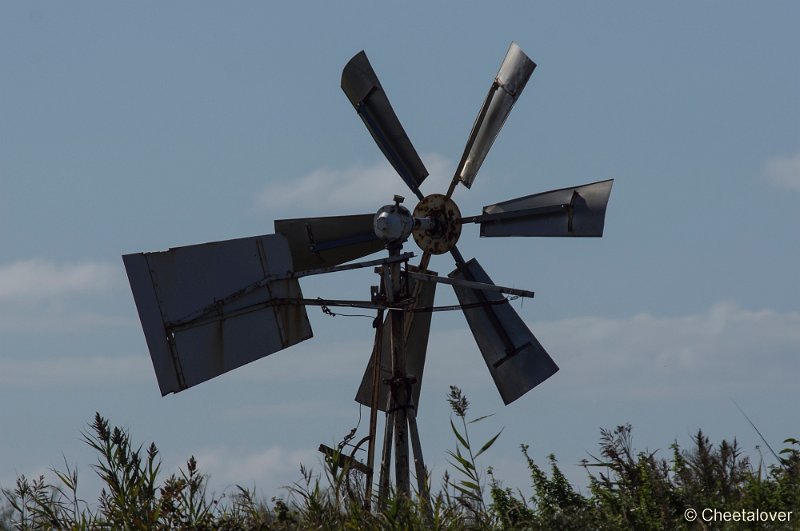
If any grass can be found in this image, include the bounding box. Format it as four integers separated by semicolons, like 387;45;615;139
2;388;799;530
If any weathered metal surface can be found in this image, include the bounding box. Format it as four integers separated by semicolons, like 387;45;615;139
168;252;416;330
407;270;534;299
169;298;403;333
163;253;414;336
377;406;394;506
455;42;536;190
342;51;428;198
355;269;436;413
368;244;412;497
480;179;614;237
407;408;431;508
288;252;414;280
123;253;181;393
364;303;384;510
374;202;413;244
411;194;462;254
274;213;383;272
123;233;312;395
318;444;371;475
449;258;558;405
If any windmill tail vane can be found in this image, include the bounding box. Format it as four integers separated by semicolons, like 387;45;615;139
122;41;613;506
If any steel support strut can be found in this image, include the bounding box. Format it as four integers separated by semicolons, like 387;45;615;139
364;303;384;510
387;243;411;498
372;243;432;511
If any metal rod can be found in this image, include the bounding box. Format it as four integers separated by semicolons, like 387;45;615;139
406;271;534;299
357;105;426;202
458;204;567;224
387;244;411;499
167;297;407;333
318;444;371;475
444;174;459;200
278;252;416;280
418;251;432;272
406;256;433;513
364;305;384;510
411;297;517;313
377;256;399;508
450;244;520;356
407;408;431;508
169;252;416;328
377;411;393;508
450;243;467;268
445;81;501;200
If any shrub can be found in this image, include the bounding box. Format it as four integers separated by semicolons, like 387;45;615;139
2;392;797;529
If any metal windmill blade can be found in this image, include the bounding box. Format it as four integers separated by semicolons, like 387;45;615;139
449;258;558;405
275;213;383;271
451;42;536;192
466;179;614;237
123;234;312;395
342;51;428;198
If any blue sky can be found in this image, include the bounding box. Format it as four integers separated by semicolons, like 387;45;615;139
2;2;799;500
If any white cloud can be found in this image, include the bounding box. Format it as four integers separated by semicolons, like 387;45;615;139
763;150;800;191
192;445;320;496
0;355;151;389
255;154;452;215
0;311;135;332
0;259;131;331
0;260;120;303
414;302;800;494
418;302;800;403
219;400;352;420
534;302;800;399
220;302;800;404
223;336;374;384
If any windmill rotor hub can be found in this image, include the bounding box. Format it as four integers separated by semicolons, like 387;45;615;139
412;193;462;255
374;203;413;243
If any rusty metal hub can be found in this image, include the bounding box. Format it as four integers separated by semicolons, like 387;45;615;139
412;194;462;254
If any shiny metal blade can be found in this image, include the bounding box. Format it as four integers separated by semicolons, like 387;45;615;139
355;271;436;412
123;233;313;395
274;213;383;272
449;258;558;404
479;179;613;237
342;51;428;196
455;43;536;190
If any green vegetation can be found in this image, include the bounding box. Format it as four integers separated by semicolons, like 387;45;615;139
2;388;798;530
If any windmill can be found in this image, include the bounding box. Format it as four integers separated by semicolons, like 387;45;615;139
123;42;613;506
